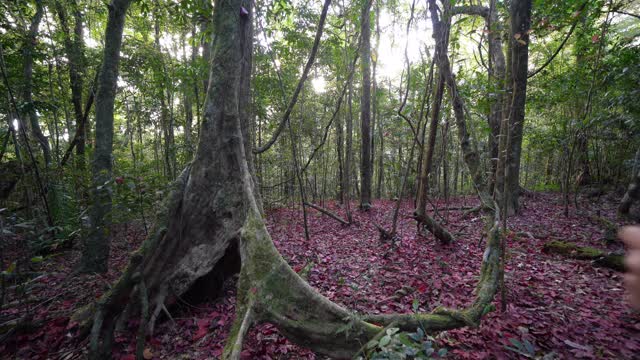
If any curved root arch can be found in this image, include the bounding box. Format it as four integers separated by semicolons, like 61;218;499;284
74;0;505;357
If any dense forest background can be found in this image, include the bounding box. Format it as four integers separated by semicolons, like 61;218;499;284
0;0;639;358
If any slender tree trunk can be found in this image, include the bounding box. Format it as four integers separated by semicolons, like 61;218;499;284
504;0;532;215
345;82;354;222
359;0;372;209
336;74;345;203
486;1;506;194
416;72;444;218
55;0;87;170
376;118;384;198
154;11;175;180
371;0;380;198
81;0;134;274
182;31;194;160
199;0;213;95
619;153;640;215
23;0;51;167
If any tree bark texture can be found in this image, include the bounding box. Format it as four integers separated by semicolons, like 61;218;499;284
503;0;532;215
359;0;373;209
81;0;134;274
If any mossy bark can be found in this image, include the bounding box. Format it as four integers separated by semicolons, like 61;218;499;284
542;240;624;271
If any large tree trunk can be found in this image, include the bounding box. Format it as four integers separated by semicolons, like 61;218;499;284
81;0;133;274
359;0;373;210
76;0;505;358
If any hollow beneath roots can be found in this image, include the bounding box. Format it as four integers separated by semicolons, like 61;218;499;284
181;241;242;305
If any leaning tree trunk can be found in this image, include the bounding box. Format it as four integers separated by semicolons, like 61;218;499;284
75;0;505;358
414;71;454;244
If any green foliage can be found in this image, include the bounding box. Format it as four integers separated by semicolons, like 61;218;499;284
358;327;448;360
505;336;536;358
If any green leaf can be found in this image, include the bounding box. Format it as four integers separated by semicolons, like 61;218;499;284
386;327;399;336
397;333;414;347
481;303;496;316
509;338;523;349
30;256;44;263
379;334;391;347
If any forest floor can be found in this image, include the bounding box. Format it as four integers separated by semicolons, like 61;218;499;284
1;192;639;359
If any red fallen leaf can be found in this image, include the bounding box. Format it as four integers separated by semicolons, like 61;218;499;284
417;282;428;293
193;318;210;341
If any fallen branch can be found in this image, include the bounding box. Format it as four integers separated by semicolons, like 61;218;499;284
427;205;474;212
542;240;624;271
304;202;349;225
413;213;454;244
